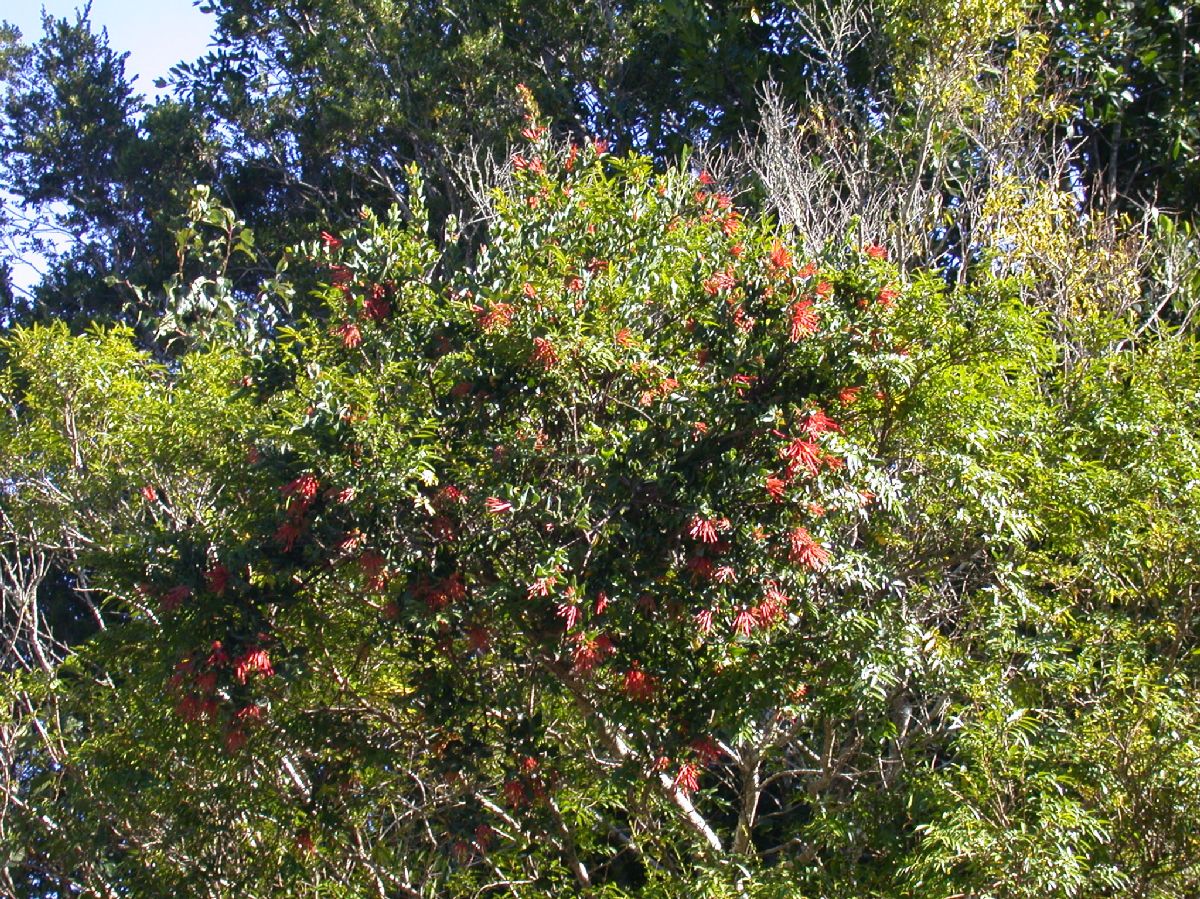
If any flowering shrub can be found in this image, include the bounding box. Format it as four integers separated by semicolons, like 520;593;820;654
5;129;1200;898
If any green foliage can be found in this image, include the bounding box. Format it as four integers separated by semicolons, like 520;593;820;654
3;138;1198;896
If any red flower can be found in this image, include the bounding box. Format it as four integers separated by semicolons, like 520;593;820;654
688;516;720;543
765;476;787;501
690;737;724;763
282;474;321;501
694;608;715;636
531;337;559;369
789;298;819;341
797;261;817;278
556;602;581;630
319;230;341;250
754;595;784;628
768;241;793;272
527;575;557;599
224;728;247;753
623;663;656;701
837;386;861;405
175;694;204;722
565;144;580;171
194;671;218;695
864;243;888;259
615;328;635;347
422;573;465;610
503;779;526;807
674;762;701;794
788;527;830;570
877;287;899;308
234;647;275;683
485;497;513;515
140;484;158;503
571;634;604;673
802;408;841;436
764;581;791;609
207;640;229;667
685;556;716;580
358;549;387;578
477;301;515;332
732;607;757;636
275;520;303;553
333;322;362;348
698;170;715;186
435;485;466;507
702;268;737;295
235;704;263;726
466;625;492;653
779;437;823;478
363;284;392;321
330;264;353;288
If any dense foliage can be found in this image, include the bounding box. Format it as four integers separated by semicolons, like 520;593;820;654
1;2;1199;897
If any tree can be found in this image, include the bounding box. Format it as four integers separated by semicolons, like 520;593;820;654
3;133;1198;896
0;9;220;326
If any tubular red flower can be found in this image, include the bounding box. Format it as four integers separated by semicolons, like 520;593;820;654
788;527;830;570
485;497;513;515
789;298;819;341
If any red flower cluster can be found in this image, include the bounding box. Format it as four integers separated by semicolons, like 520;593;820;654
623;663;656;700
703;268;737;296
476;301;515;332
688;515;727;544
789;298;819;341
674;762;701;794
768;241;793;272
485;497;513;515
234;647;275;683
363;283;392;322
333;321;363;348
531;337;559;369
282;473;321;501
788;527;831;570
419;572;467;610
571;632;615;674
779;436;824;478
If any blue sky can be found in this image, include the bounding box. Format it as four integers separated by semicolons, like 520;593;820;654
0;0;216;94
